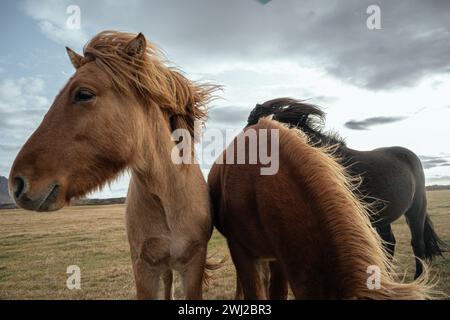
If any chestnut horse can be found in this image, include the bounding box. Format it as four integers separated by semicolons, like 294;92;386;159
208;117;434;299
9;31;219;299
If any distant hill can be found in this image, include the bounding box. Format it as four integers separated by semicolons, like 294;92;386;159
70;197;126;206
426;185;450;191
0;176;13;205
1;173;448;210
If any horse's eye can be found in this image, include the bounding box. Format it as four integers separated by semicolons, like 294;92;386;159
74;89;95;102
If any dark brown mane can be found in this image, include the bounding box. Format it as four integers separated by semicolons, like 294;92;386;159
247;97;345;146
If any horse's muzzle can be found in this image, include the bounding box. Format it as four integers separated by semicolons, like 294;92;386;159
10;176;61;212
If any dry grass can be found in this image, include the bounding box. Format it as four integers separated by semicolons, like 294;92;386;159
0;191;449;299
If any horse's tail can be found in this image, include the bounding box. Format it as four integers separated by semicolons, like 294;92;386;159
423;214;448;261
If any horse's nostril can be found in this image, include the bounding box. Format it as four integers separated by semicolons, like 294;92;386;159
13;176;26;199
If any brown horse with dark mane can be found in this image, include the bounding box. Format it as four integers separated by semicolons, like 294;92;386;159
9;31;220;299
209;117;435;299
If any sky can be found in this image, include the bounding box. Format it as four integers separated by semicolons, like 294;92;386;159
0;0;450;198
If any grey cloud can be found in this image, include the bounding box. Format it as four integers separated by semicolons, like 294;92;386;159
0;77;49;177
313;95;339;105
0;110;46;131
420;155;442;161
24;0;450;90
419;155;450;169
344;116;407;130
208;106;251;126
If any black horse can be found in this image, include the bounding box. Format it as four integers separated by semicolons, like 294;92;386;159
245;97;447;298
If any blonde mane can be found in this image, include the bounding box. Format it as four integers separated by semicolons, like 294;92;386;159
82;30;219;138
258;118;438;299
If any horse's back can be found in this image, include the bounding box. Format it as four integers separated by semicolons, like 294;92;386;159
344;145;425;224
375;146;424;176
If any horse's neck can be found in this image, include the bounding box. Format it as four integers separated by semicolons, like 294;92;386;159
306;129;343;149
302;127;360;159
130;144;191;216
127;129;209;231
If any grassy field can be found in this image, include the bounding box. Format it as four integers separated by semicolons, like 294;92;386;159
0;191;449;299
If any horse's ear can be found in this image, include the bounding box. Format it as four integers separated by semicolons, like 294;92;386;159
66;47;83;69
125;32;146;58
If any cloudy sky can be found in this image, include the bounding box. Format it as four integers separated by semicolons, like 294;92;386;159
1;0;450;198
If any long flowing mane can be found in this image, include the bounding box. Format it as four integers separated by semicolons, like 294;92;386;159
247;98;345;145
258;118;435;299
81;30;219;138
